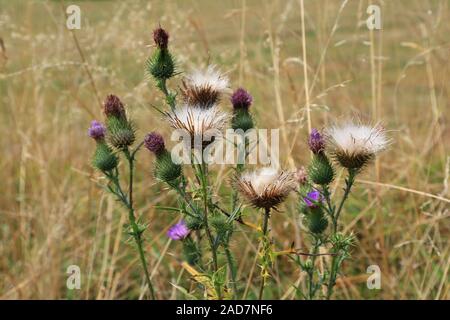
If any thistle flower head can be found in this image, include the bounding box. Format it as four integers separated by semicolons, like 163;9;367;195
304;190;323;208
153;27;169;49
326;122;389;170
165;104;229;148
144;132;165;155
234;167;296;210
88;120;106;141
182;65;229;108
308;128;325;154
103;94;126;120
231;88;253;110
167;220;190;240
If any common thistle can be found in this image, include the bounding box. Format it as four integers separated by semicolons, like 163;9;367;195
146;27;175;81
167;220;190;240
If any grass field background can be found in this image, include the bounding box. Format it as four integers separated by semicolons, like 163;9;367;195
0;0;449;299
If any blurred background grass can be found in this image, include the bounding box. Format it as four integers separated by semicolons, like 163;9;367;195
0;0;448;299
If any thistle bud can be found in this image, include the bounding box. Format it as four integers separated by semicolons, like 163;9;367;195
146;27;175;81
92;141;118;172
145;134;182;183
103;94;126;120
103;95;135;149
304;207;328;234
153;27;169;49
231;88;254;132
144;132;165;155
308;153;334;185
231;88;252;110
308;128;325;154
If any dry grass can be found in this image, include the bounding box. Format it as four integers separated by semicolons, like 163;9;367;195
0;0;449;299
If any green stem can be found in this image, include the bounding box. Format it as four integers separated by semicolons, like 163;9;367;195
308;238;321;300
326;252;339;300
224;245;238;299
124;149;156;300
258;207;271;300
333;169;357;233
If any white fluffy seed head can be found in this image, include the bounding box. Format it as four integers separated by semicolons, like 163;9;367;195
165;104;229;147
326;122;390;169
182;65;230;108
187;65;229;92
235;167;296;210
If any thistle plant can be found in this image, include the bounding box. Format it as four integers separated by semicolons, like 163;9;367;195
87;25;391;300
292;124;390;299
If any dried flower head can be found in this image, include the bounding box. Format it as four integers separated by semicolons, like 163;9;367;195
165;104;229;148
182;65;229;108
88;120;106;141
103;94;126;120
326;122;389;169
167;220;190;240
153;27;169;49
308;128;325;154
304;190;323;208
144;132;165;155
235;167;296;210
231;88;253;110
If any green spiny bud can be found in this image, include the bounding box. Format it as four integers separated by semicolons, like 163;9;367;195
232;109;254;132
146;48;175;81
211;215;234;234
304;207;328;234
106;116;136;149
92;142;118;172
154;150;182;183
308;153;334;185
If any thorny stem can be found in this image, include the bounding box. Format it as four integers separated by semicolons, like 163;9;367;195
224;245;238;299
124;148;156;300
333;168;357;233
258;207;271;300
307;238;321;299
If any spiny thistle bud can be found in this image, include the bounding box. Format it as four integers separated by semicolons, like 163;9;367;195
308;153;334;185
144;132;165;155
308;128;325;154
92;141;118;172
304;207;328;234
153;27;169;49
103;94;126;120
146;27;175;81
231;88;252;110
167;220;190;240
231;88;254;131
103;95;135;149
88;120;106;141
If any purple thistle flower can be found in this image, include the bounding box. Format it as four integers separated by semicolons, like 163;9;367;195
167;220;190;240
88;120;106;141
153;27;169;49
304;190;323;208
144;132;165;155
231;88;253;110
308;128;325;154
